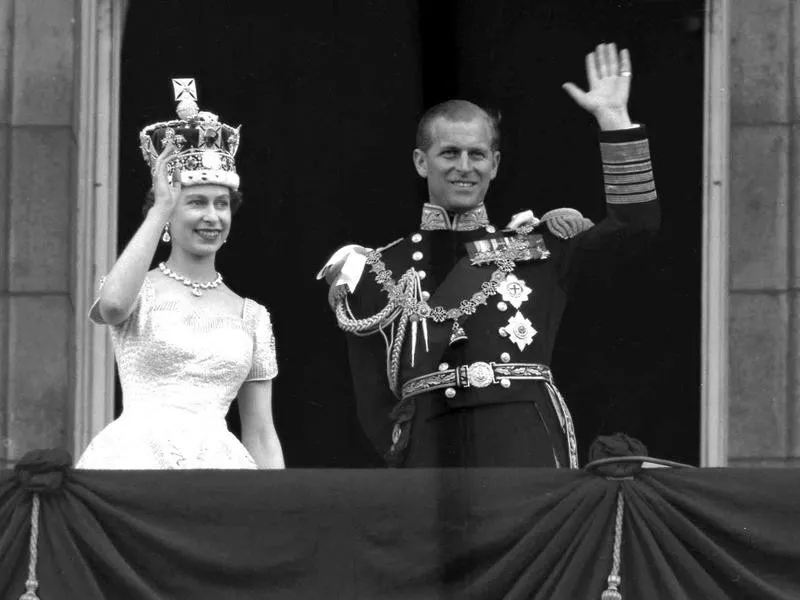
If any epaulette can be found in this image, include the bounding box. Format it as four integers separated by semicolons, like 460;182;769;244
539;208;584;223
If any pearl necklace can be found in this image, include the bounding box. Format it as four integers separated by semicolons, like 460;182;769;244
158;262;223;297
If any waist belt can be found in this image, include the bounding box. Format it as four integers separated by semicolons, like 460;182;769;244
393;361;578;469
401;362;553;400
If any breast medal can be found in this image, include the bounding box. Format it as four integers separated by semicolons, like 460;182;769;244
497;274;532;309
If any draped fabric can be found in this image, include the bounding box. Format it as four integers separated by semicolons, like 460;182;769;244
2;453;799;599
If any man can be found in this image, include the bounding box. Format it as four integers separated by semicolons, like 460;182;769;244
319;43;658;468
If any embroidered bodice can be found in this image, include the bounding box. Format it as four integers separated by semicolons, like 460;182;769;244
76;276;278;469
103;277;276;420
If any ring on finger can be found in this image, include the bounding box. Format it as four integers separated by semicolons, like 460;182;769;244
620;71;632;77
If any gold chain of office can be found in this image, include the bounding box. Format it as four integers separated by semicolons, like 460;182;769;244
365;224;534;323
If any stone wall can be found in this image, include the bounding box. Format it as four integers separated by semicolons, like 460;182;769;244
0;0;78;464
729;0;799;466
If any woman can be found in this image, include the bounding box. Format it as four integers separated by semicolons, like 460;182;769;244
77;81;284;469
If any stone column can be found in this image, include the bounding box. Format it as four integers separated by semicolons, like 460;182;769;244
0;0;78;464
728;0;795;466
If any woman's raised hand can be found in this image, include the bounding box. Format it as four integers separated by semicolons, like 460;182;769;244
151;141;181;217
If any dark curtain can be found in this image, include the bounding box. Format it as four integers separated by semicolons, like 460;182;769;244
118;0;704;467
2;458;800;599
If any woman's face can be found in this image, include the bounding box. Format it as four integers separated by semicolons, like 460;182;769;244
169;184;232;257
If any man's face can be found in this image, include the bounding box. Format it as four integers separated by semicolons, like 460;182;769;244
413;116;500;212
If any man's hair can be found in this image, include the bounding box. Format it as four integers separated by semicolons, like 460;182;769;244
415;99;501;152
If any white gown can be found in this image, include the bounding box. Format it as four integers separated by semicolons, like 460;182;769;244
76;276;278;469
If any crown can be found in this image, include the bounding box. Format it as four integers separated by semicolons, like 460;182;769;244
139;79;241;190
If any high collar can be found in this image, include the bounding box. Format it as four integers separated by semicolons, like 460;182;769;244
419;203;491;232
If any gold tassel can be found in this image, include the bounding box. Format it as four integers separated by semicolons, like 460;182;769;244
601;491;625;600
601;576;622;600
19;493;40;600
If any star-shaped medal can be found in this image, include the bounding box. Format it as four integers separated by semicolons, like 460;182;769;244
498;274;532;309
502;311;537;351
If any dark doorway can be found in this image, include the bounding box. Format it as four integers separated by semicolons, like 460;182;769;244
118;0;704;466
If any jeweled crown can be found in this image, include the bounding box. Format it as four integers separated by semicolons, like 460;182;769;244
139;79;241;190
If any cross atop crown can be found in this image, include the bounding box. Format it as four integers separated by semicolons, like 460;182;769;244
172;78;197;102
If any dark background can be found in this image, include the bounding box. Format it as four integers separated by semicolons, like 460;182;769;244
119;0;705;466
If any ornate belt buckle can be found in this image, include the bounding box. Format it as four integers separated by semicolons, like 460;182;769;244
466;361;495;388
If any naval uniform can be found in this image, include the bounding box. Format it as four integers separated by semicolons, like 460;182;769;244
330;126;659;468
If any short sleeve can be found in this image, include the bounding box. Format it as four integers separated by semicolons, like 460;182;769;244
89;276;155;334
245;302;278;382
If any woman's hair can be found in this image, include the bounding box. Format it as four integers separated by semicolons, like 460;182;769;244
141;188;244;218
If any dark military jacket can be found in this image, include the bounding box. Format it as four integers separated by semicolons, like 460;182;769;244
339;127;660;467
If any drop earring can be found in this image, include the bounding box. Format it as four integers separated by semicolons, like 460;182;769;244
162;223;171;243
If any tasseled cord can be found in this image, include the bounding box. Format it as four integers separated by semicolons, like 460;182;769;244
409;270;429;368
601;490;625;600
19;493;41;600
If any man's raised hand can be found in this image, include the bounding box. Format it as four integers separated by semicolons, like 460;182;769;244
562;43;635;131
